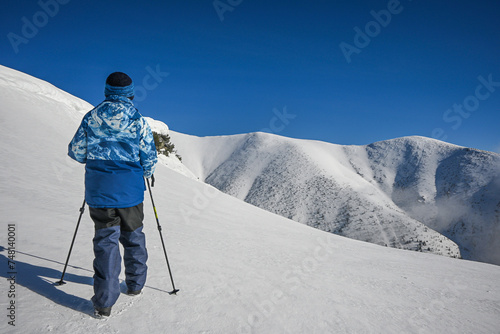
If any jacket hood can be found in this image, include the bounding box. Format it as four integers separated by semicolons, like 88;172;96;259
90;96;140;134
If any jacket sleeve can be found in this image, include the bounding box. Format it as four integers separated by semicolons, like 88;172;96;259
139;117;158;178
68;116;88;163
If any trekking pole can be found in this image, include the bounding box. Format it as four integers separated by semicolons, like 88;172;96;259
146;176;179;295
56;199;86;285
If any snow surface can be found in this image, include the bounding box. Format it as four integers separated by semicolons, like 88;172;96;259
144;116;169;137
1;65;500;333
170;131;500;265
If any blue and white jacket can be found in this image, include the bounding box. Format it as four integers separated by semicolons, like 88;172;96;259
68;95;158;208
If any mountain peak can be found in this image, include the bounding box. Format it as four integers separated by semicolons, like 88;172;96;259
171;130;500;265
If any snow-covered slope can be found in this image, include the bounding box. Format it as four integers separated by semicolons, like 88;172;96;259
363;136;500;264
1;65;500;333
170;131;500;265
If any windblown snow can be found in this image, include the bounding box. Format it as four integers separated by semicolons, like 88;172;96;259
1;65;499;334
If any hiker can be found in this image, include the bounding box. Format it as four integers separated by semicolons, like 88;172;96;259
68;72;158;317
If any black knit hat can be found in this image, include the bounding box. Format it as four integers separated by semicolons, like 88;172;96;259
106;72;133;87
104;72;134;98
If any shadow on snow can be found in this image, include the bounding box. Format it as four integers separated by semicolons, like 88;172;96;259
1;246;94;315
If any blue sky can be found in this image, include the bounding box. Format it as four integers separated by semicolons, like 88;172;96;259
2;0;500;152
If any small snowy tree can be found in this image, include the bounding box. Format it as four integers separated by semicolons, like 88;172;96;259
152;131;182;161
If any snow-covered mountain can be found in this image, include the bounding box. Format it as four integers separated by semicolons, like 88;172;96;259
1;65;500;333
170;130;500;265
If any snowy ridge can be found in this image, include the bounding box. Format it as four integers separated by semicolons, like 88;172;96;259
364;136;500;264
144;116;169;136
170;131;500;265
0;65;92;121
1;65;500;333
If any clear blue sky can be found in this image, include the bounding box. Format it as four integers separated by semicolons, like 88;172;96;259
2;0;499;152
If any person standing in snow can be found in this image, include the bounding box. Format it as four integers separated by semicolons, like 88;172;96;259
68;72;158;317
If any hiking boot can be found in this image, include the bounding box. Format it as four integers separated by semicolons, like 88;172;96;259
127;289;142;296
94;306;112;318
